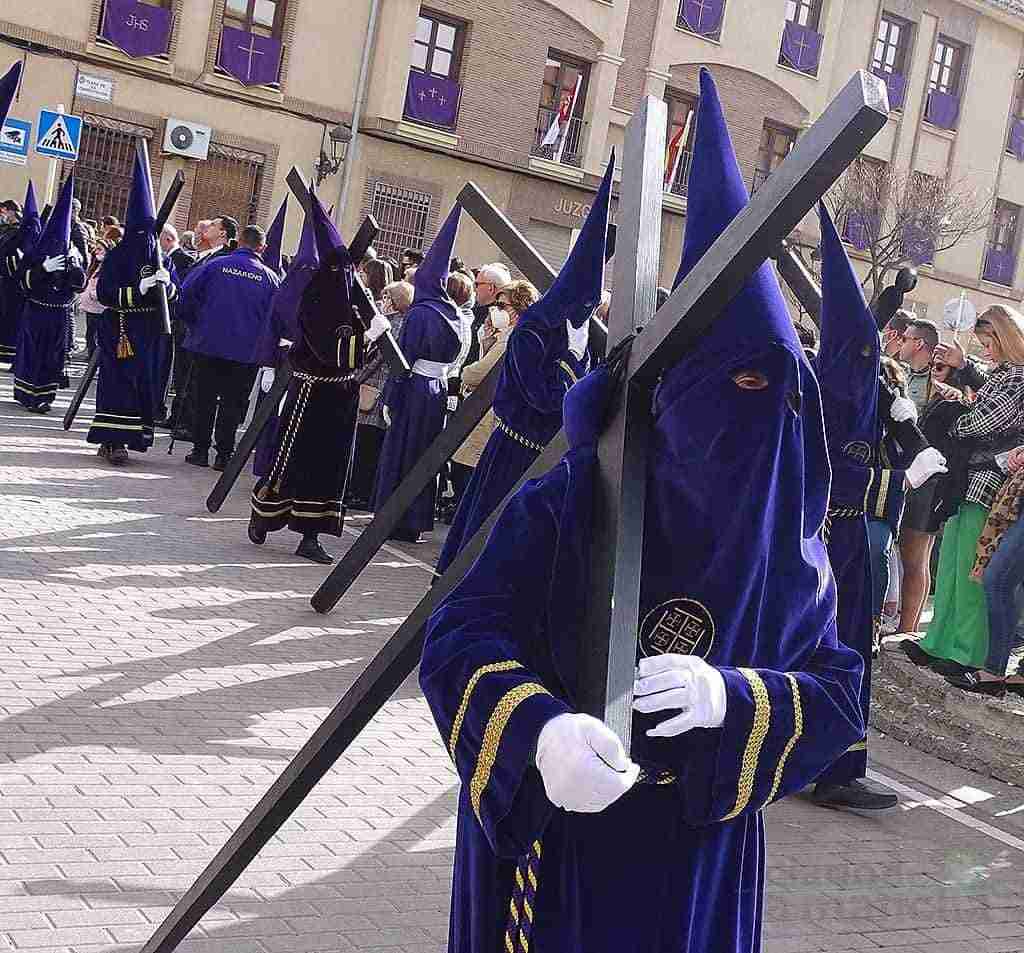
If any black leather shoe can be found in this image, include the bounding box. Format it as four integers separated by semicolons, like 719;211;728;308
296;536;333;564
389;529;421;543
946;671;1006;697
185;449;208;468
813;779;898;811
247;516;267;546
900;640;932;667
107;446;129;467
213;453;229;472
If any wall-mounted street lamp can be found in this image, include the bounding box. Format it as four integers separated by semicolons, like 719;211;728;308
314;122;352;186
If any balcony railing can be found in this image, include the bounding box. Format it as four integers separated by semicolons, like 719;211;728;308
665;149;694;196
751;168;771;193
531;107;587;168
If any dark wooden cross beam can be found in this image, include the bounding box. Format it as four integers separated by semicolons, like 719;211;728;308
63;166;187;431
774;239;822;326
139;71;887;952
309;181;611;613
205;208;381;513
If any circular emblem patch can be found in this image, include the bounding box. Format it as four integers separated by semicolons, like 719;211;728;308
638;598;715;660
843;440;873;466
140;263;155;279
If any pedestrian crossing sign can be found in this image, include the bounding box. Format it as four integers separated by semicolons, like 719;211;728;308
35;110;83;161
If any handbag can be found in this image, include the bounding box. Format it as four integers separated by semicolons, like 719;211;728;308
359;383;380;414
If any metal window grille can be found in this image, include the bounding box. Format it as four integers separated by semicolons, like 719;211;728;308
73;115;155;223
370;183;432;262
189;144;264;227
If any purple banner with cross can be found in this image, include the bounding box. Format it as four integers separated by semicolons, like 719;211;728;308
872;68;906;111
218;25;282;87
926;90;960;130
780;21;822;75
1009;118;1024;161
843;210;878;251
100;0;172;58
680;0;724;37
984;248;1016;285
903;223;935;266
404;72;461;129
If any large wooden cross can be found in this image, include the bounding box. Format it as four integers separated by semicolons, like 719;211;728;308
139;71;887;951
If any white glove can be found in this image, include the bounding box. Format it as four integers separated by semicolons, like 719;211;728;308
365;312;391;344
633;654;727;738
259;368;275;393
139;267;171;294
42;254;66;273
906;447;948;489
535;712;640;813
382;405;391;427
446;396;459;413
890;396;918;424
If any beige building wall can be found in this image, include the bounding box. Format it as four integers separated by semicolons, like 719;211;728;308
1;0;1024;323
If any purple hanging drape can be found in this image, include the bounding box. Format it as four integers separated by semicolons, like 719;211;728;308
843;210;878;251
100;0;172;58
680;0;725;37
780;21;822;74
1008;118;1024;161
872;68;907;111
926;90;960;130
903;224;935;266
218;25;282;87
404;72;461;129
984;248;1016;285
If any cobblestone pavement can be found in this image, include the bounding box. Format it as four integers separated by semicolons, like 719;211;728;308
1;368;1024;953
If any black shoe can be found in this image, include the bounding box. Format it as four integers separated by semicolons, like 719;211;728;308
107;446;129;467
185;449;208;468
900;639;932;667
946;671;1006;697
388;529;421;543
296;537;333;564
813;779;898;811
247;516;267;546
172;429;194;443
929;657;971;677
97;444;110;460
213;453;229;472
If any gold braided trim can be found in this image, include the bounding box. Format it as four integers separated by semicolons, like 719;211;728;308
26;298;73;310
722;669;771;821
876;469;892;519
112;306;158;314
293;370;357;384
558;360;579;385
470;683;549;821
448;660;524;759
828;505;865;519
509;896;519;925
505;933;515;953
766;674;803;804
520;928;530;951
495;415;545;452
846;739;867;753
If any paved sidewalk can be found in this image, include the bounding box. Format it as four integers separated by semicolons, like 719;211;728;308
1;369;1024;953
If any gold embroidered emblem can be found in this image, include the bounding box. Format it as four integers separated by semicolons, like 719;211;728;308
638;598;715;660
843;440;873;466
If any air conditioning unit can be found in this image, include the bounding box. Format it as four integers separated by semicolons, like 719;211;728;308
163;118;211;160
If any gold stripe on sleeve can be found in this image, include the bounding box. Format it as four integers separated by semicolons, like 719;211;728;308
766;673;803;804
721;668;771;821
447;660;524;759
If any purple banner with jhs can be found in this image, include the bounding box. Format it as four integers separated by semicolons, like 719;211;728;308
984;248;1016;286
780;21;822;74
101;0;172;58
218;25;282;87
680;0;724;36
404;72;460;129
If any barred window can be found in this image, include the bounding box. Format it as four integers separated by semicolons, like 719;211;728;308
188;144;265;228
370;183;432;263
74;115;155;223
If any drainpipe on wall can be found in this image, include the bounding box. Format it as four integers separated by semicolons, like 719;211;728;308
335;0;380;230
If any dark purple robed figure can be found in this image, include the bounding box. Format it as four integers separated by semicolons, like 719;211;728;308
101;0;172;58
0;179;40;363
405;72;460;128
13;175;85;411
372;205;464;539
218;25;282;87
420;69;863;953
435;154;614;576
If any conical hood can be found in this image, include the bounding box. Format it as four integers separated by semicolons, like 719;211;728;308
125;145;156;233
814;200;880;482
32;173;73;262
524;152;613;330
630;67;835;703
20;180;41;253
308;185;344;260
293;208;319;267
413;204;461;321
0;61;21;131
264;198;287;274
270;203;321;342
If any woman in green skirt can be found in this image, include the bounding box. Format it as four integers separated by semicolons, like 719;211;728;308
904;305;1024;672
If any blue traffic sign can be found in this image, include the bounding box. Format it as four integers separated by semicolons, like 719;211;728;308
0;118;31;165
35;110;83;161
